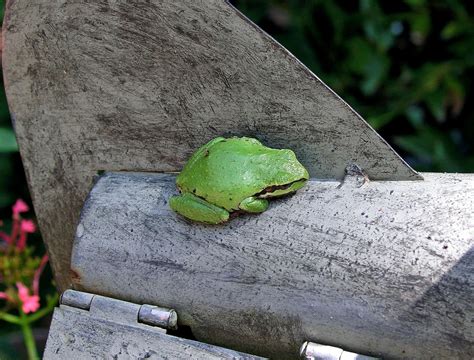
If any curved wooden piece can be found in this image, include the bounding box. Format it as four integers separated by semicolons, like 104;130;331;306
72;172;473;360
2;0;419;289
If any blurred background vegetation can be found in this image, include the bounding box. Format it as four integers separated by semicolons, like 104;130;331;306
232;0;474;172
0;0;473;357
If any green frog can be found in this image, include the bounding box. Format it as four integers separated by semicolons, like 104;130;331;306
169;137;309;224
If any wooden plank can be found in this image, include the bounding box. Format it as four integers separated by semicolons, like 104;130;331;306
2;0;419;289
72;172;473;359
43;305;266;359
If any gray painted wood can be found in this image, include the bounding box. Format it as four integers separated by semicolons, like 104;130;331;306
3;0;420;290
44;305;265;359
72;172;473;360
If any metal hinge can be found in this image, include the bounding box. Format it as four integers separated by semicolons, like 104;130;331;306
60;289;178;331
45;289;266;359
59;290;378;360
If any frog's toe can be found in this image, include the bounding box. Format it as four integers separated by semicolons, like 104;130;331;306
239;197;269;213
169;193;229;224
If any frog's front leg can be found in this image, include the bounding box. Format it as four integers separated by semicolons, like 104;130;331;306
169;193;230;224
239;196;269;213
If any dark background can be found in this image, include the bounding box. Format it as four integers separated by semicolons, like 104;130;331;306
231;0;474;173
0;0;473;357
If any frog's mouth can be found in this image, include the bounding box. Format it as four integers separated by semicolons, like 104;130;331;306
257;178;307;199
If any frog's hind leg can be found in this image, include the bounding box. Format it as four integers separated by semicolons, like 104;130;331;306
239;196;269;213
169;193;230;224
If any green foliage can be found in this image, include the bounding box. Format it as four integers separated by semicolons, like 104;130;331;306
233;0;474;172
0;128;18;153
0;1;25;210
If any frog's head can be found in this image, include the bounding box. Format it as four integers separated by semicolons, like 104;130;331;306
256;148;309;199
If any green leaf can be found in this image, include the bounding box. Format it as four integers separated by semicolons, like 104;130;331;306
346;37;390;96
361;53;389;95
405;106;425;128
367;112;395;130
394;126;470;172
410;12;430;37
0;128;18;153
424;89;446;123
442;21;462;39
404;0;426;7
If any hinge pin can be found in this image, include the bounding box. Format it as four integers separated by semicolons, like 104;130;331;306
300;341;379;360
60;289;94;310
60;290;178;330
138;304;178;330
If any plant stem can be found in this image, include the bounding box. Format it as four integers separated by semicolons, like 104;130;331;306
0;311;21;324
20;312;39;360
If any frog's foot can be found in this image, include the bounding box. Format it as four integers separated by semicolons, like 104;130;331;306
169;193;229;224
239;196;269;213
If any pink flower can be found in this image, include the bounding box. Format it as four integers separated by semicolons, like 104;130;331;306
16;283;40;314
12;199;29;218
20;220;36;233
16;220;36;250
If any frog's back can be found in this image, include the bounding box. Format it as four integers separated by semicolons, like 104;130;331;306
177;137;280;211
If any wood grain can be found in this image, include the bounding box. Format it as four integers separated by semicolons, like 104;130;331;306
3;0;419;289
72;172;473;359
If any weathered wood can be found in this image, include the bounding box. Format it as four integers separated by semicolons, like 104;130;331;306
44;305;265;359
72;172;473;359
2;0;420;289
